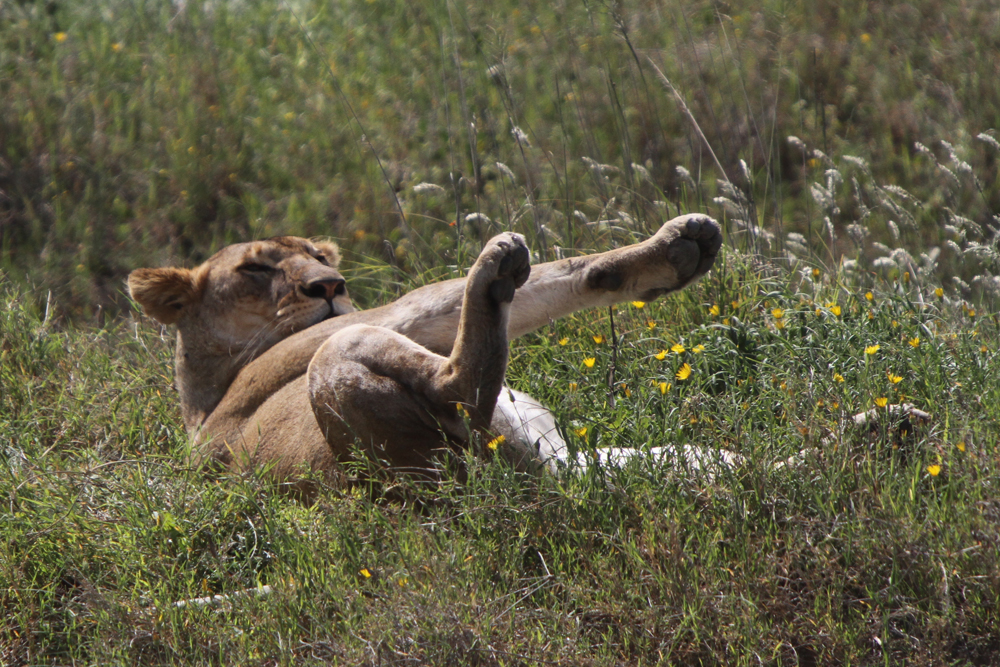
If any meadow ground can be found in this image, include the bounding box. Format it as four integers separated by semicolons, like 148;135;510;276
2;0;1000;664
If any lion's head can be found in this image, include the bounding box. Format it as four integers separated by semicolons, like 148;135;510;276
128;237;355;427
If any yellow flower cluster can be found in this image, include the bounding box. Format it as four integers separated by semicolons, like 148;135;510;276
486;435;506;451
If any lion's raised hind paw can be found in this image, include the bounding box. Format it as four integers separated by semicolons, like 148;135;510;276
658;214;722;284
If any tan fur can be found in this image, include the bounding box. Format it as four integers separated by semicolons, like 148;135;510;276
129;215;722;497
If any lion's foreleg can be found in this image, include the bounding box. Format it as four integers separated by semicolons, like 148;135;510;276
307;233;531;470
435;232;530;425
307;325;471;470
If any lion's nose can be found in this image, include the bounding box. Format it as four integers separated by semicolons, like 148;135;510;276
301;277;346;300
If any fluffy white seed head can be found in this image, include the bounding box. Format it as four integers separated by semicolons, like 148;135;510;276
786;135;806;151
976;133;1000;152
464;212;492;224
495;162;516;182
413;182;446;195
630;162;652;182
888;220;900;243
675;165;696;189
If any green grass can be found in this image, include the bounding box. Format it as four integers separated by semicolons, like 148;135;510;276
3;0;1000;664
3;258;1000;665
2;0;1000;315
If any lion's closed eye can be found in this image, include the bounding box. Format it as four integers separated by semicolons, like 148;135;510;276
239;263;276;274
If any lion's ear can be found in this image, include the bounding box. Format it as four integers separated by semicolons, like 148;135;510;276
314;241;342;269
128;267;201;325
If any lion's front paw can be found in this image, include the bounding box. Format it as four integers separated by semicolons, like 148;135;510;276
474;232;530;304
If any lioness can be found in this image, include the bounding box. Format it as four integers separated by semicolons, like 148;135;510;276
129;214;722;495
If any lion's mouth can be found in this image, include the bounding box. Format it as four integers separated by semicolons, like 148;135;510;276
299;298;354;330
321;303;339;321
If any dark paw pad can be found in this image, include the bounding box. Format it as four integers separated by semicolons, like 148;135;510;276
496;239;530;287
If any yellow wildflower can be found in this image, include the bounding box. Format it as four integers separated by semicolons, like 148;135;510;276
831;305;842;317
865;291;874;301
655;350;667;361
593;334;604;344
772;308;784;319
692;344;705;353
676;363;692;380
865;344;880;355
709;304;720;316
860;32;871;44
834;373;845;383
722;318;730;326
934;287;944;298
926;464;941;477
54;32;67;42
874;397;888;408
574;426;588;438
111;42;123;52
583;357;596;368
558;337;569;346
731;300;740;310
968;308;976;318
360;568;372;578
956;442;966;453
812;268;821;279
887;372;903;384
632;301;646;309
981;345;988;353
486;435;506;451
671;343;685;354
659;382;670;394
775;319;786;330
647;320;656;330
